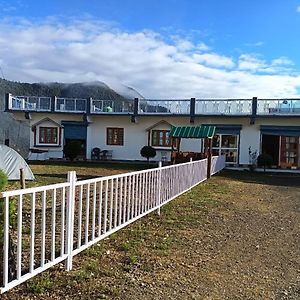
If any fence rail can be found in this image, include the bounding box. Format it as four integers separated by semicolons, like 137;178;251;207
0;157;225;293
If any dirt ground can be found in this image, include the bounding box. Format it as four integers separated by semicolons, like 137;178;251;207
2;170;300;300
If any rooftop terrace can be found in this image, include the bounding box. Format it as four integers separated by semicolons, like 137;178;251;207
5;94;300;118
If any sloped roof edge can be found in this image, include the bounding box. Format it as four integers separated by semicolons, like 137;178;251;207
32;117;62;129
145;120;174;131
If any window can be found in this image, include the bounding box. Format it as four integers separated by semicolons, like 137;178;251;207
212;134;239;164
151;130;171;147
107;128;124;145
39;127;58;144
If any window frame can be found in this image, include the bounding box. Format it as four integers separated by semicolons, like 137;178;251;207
38;126;59;145
212;134;239;164
151;129;172;147
106;127;124;146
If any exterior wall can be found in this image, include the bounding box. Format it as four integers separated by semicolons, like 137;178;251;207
29;113;84;159
13;111;300;165
195;116;300;165
87;116;195;161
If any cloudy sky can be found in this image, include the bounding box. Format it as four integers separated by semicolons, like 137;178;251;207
1;0;300;98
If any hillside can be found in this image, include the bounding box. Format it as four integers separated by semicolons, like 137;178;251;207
0;79;143;157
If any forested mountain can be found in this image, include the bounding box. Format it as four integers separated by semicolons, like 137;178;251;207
0;79;143;157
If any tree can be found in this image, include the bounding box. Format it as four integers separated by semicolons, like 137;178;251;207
63;141;82;161
140;146;156;163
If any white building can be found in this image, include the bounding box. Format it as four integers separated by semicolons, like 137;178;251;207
5;94;300;169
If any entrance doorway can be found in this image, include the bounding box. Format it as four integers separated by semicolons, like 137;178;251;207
261;135;280;166
261;134;299;168
62;121;87;159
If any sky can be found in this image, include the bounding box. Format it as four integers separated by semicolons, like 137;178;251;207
1;0;300;98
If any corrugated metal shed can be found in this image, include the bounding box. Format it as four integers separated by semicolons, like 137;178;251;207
170;125;216;139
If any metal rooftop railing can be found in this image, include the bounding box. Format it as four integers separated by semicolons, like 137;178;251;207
6;94;300;117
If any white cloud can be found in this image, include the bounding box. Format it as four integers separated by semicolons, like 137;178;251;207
0;17;299;98
272;56;293;66
238;54;266;71
245;41;264;47
237;54;294;75
196;42;210;51
193;53;235;68
297;5;300;12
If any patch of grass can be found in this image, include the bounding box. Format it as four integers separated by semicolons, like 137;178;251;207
127;254;139;264
85;244;105;258
83;259;101;275
123;254;140;272
73;268;92;281
119;240;135;252
6;161;147;190
149;236;173;251
26;272;53;294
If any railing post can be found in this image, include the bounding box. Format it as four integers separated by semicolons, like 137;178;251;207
131;98;139;123
190;98;195;124
250;97;257;125
5;93;11;111
51;96;56;112
157;161;162;216
65;171;76;271
87;97;92;115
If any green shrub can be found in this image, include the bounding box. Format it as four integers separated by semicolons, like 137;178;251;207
257;153;273;171
140;146;156;163
0;169;8;191
63;141;82;161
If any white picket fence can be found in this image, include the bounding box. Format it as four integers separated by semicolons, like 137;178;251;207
0;156;225;293
211;155;226;176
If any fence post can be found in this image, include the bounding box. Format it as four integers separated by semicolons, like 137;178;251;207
20;168;25;189
65;171;76;271
2;196;9;289
189;157;193;191
157;161;162;216
207;139;212;179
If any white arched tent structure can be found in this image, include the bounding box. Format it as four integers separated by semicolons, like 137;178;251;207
0;145;35;180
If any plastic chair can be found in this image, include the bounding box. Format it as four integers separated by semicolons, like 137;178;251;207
91;147;101;160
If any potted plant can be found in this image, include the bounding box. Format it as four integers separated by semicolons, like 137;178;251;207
140;146;156;164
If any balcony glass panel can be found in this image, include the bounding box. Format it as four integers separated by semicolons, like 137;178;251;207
91;99;134;113
39;97;51;110
75;99;86;111
139;100;190;114
56;98;86;112
10;96;51;111
195;99;252;115
257;99;300;114
65;99;75;111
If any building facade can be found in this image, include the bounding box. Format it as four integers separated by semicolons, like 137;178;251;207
5;94;300;169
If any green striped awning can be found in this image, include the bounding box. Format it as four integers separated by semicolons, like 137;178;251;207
170;125;216;139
